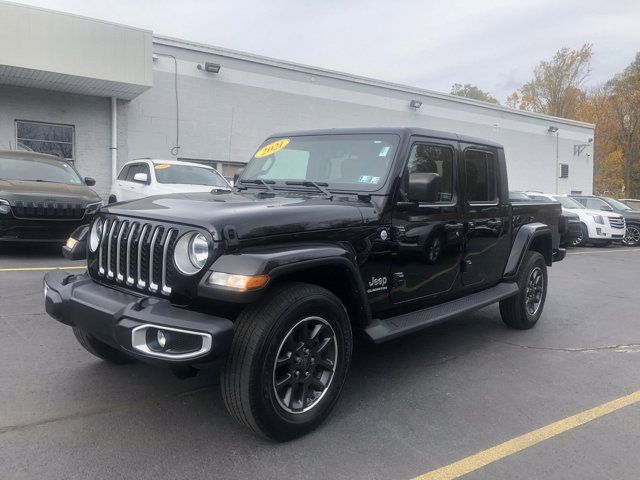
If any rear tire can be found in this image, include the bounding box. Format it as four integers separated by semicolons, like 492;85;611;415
500;251;548;330
73;327;135;364
221;282;352;441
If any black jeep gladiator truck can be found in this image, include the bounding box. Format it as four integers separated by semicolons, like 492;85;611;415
44;128;565;441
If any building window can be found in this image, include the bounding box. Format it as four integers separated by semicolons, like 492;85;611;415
15;120;75;163
560;163;569;178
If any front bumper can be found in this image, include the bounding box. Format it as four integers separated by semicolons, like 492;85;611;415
585;222;624;241
44;270;234;365
0;217;90;243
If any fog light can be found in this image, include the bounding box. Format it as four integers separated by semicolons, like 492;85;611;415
157;330;166;349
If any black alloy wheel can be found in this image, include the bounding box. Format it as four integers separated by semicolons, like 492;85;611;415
273;316;338;414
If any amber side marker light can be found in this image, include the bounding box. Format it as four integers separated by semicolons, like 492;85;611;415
207;272;269;290
65;237;78;250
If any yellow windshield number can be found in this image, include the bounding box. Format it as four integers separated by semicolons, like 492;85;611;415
255;139;290;158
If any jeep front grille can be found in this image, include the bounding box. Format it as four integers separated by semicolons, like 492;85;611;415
95;218;178;296
608;216;625;229
12;201;85;219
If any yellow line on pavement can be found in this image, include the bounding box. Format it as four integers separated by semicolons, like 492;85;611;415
413;389;640;480
567;249;640;255
0;266;86;272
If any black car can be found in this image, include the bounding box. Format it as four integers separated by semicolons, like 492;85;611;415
0;150;102;243
510;191;581;246
45;128;565;440
570;195;640;247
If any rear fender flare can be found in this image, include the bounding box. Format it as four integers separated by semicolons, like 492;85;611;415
504;223;552;279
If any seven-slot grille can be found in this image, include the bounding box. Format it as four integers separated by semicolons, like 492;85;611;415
12;201;85;219
95;218;179;296
608;216;625;229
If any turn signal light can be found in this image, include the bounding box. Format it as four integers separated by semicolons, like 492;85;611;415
207;272;269;290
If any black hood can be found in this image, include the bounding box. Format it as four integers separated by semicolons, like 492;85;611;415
0;179;101;205
104;191;375;240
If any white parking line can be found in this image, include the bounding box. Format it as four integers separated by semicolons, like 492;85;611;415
567;249;640;255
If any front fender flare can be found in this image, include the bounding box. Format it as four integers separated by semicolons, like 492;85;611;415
197;244;371;317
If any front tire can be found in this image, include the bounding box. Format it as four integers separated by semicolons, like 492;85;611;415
500;251;548;330
73;327;135;364
221;282;352;441
623;224;640;247
571;223;588;247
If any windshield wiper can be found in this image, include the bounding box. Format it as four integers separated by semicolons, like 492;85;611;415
238;178;276;192
285;181;333;199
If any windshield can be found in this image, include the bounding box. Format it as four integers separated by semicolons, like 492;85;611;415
153;164;230;188
241;134;400;192
604;197;632;211
0;156;83;184
552;195;585;209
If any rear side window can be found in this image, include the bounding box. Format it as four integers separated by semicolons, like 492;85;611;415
464;149;497;203
585;198;608;210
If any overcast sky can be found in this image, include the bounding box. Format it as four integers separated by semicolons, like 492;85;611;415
14;0;640;102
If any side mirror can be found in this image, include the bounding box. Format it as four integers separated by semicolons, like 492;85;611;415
133;172;149;184
62;225;89;261
84;177;96;186
408;172;440;203
233;168;245;186
600;205;613;212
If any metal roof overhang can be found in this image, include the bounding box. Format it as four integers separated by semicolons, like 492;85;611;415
0;64;150;100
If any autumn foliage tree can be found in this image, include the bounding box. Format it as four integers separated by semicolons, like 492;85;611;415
509;44;640;197
450;83;499;104
507;44;592;118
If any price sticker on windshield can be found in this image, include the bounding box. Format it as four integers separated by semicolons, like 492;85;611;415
255;139;290;158
154;164;172;170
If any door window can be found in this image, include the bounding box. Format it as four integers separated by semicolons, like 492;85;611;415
402;144;455;203
117;165;130;180
464;150;498;204
124;163;149;181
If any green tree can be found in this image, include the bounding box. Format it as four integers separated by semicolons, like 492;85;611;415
450;83;499;104
507;44;593;118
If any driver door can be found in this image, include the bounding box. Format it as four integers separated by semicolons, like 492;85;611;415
389;139;464;304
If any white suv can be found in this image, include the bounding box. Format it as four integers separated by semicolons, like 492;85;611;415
109;159;231;203
526;192;626;246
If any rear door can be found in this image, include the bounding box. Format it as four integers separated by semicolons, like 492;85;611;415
460;145;510;287
389;138;464;303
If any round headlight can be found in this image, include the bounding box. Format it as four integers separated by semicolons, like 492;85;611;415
189;233;209;269
89;218;103;252
174;232;210;275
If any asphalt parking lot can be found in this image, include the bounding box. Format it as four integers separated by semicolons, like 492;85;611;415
1;244;639;480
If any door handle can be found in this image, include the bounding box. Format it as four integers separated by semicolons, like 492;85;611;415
444;222;464;232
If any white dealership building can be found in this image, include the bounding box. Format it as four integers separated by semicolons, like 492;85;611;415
0;1;595;199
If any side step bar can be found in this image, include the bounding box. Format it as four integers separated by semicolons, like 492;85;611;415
363;282;519;343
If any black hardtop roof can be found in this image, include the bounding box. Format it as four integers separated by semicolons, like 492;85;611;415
267;127;504;149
